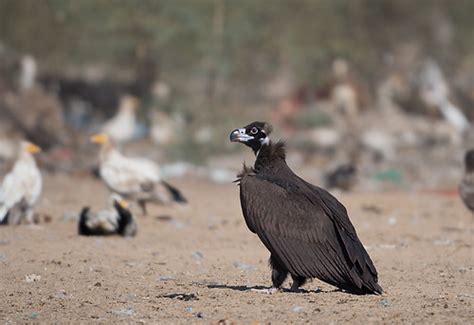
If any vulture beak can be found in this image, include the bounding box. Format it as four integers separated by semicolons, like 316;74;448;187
90;133;109;144
118;199;129;209
230;128;254;143
26;142;41;154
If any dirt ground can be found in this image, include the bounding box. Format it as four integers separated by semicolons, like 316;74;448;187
0;174;472;324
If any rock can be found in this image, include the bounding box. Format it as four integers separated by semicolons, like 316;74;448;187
29;311;39;319
378;299;390;307
388;216;397;226
113;307;135;317
292;306;304;313
158;275;176;282
233;262;256;271
195;312;205;319
192;251;203;260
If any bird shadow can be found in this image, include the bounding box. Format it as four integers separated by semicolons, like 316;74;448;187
207;283;330;294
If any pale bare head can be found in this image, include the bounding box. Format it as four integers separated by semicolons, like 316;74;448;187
20;140;41;155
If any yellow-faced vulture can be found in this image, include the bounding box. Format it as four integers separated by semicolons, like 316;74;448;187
230;121;382;295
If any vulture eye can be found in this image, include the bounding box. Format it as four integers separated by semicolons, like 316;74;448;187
250;127;258;135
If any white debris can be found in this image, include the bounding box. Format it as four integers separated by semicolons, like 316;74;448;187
25;274;41;283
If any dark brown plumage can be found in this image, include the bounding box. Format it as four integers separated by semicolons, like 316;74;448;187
459;149;474;213
230;122;382;294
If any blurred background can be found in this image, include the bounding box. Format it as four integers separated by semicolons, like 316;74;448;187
0;0;473;191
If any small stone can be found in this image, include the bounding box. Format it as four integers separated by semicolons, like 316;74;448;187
195;312;205;318
292;306;304;313
25;274;41;283
113;307;135;317
94;282;102;287
233;262;256;271
379;299;390;307
192;251;203;260
158;275;176;281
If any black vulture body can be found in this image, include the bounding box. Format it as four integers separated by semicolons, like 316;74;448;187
232;122;382;295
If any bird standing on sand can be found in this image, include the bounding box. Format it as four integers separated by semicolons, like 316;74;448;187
0;141;42;225
102;95;139;144
459;149;474;214
78;199;137;237
90;133;187;215
230;122;382;294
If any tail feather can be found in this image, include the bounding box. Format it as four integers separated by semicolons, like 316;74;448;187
78;207;92;236
0;205;9;224
161;181;187;204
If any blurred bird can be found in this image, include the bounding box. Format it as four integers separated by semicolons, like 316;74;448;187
325;163;357;191
459;149;474;214
78;199;137;237
1;54;68;150
102;95;139;144
230;122;382;294
0;141;42;224
90;133;187;215
419;60;470;133
150;110;184;146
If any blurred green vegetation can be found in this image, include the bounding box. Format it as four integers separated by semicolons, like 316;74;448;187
1;0;473;104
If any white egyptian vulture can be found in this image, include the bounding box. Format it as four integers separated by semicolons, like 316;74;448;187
90;133;187;215
78;198;137;237
102;95;139;144
0;141;42;225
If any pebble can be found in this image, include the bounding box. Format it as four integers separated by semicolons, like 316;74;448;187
379;299;390;307
158;275;176;281
195;312;205;319
113;307;135;317
192;251;203;260
233;262;256;271
25;274;41;283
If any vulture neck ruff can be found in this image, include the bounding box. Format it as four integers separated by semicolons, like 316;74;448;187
254;141;286;171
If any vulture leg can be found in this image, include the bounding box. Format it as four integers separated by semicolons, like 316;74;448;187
138;200;148;216
290;274;307;292
270;255;288;288
251;255;287;294
24;209;34;224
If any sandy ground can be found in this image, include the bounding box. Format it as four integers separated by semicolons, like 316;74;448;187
0;174;472;324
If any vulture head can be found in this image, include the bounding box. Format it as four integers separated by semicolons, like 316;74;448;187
119;95;140;113
90;133;111;146
465;149;474;172
230;121;272;155
20;141;41;155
